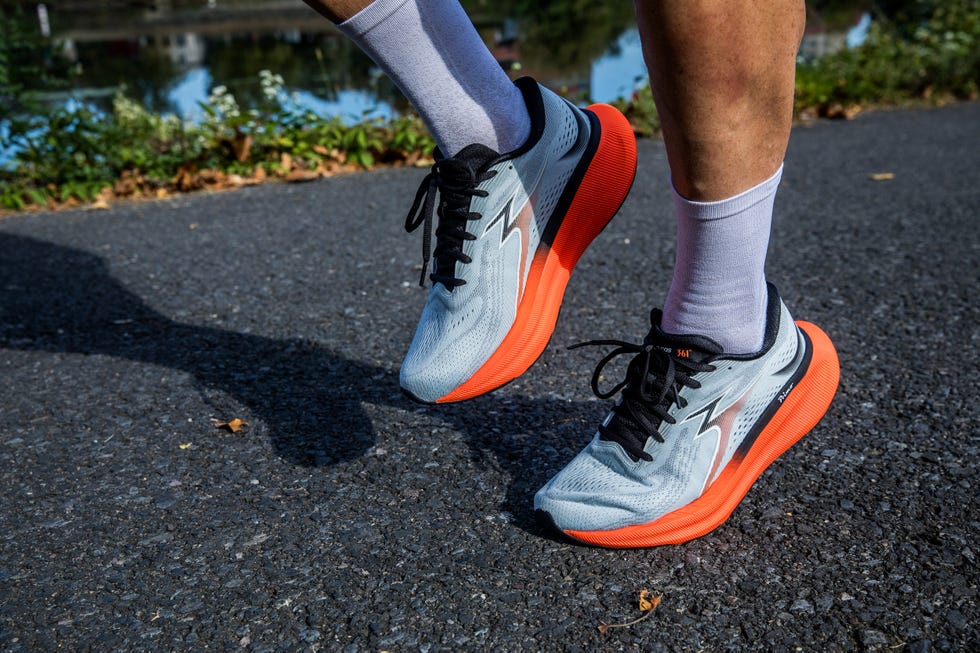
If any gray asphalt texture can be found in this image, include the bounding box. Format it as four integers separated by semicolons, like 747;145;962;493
1;102;978;652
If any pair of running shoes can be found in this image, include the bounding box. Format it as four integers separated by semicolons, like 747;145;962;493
396;77;839;548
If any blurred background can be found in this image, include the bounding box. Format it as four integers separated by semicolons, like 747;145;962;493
1;1;975;210
3;0;878;122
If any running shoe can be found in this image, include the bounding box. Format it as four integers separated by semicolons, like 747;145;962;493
400;77;637;404
534;286;839;547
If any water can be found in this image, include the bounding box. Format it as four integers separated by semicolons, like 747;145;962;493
21;0;647;122
3;0;869;170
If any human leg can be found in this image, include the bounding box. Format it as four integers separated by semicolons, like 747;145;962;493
643;0;805;353
399;81;637;403
535;0;839;546
302;0;529;156
637;0;802;201
304;0;638;402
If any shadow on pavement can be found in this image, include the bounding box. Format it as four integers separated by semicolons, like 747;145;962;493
428;392;605;538
0;233;386;466
0;233;600;532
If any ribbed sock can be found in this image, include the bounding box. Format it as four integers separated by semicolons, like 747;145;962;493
337;0;531;157
661;165;783;354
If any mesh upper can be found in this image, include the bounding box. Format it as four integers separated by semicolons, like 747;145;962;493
534;300;806;532
400;83;591;402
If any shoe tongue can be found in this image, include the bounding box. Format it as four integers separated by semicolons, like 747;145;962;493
644;309;723;364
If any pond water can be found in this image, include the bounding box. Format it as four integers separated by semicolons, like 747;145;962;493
8;0;869;132
21;0;649;123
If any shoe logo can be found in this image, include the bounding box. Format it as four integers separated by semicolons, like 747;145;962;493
482;190;537;298
483;195;519;240
676;348;691;358
777;383;794;404
684;384;751;490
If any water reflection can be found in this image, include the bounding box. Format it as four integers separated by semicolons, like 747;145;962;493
32;0;641;120
12;1;866;122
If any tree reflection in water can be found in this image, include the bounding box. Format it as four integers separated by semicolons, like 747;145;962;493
26;0;639;117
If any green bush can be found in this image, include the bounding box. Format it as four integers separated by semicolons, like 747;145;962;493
0;8;75;113
796;0;979;109
0;69;435;210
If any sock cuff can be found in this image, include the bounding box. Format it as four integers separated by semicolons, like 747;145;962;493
338;0;412;37
671;164;783;221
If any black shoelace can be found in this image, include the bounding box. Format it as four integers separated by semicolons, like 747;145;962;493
570;338;717;462
404;159;497;288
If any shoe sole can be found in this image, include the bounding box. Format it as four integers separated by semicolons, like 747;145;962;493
555;320;840;548
434;104;638;404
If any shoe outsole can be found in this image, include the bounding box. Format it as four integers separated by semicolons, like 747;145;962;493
551;320;840;548
434;104;638;404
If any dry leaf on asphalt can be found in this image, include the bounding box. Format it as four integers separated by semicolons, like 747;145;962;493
819;103;862;120
214;418;249;433
285;169;320;183
598;589;663;633
868;172;896;181
638;589;661;612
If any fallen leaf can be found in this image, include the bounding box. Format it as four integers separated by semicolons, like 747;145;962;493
285;169;320;183
868;172;895;181
114;178;137;196
214;418;249;433
199;169;225;185
173;166;203;192
638;589;661;612
315;160;341;175
598;590;662;633
89;198;111;210
819;102;861;120
179;443;192;449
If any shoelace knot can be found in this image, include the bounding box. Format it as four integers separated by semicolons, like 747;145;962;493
404;158;497;288
570;336;717;462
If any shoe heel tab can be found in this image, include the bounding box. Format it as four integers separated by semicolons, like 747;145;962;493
511;77;547;155
758;283;783;354
725;284;784;361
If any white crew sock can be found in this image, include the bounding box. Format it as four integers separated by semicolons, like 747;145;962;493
661;165;783;354
337;0;531;157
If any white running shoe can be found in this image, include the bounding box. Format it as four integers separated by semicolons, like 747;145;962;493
534;286;840;547
400;77;637;404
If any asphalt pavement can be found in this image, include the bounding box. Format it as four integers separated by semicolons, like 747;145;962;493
1;101;977;651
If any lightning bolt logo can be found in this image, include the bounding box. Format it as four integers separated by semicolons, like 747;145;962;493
483;195;517;241
683;385;751;491
481;191;537;299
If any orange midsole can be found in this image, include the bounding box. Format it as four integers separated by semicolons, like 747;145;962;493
438;104;638;403
566;321;841;548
